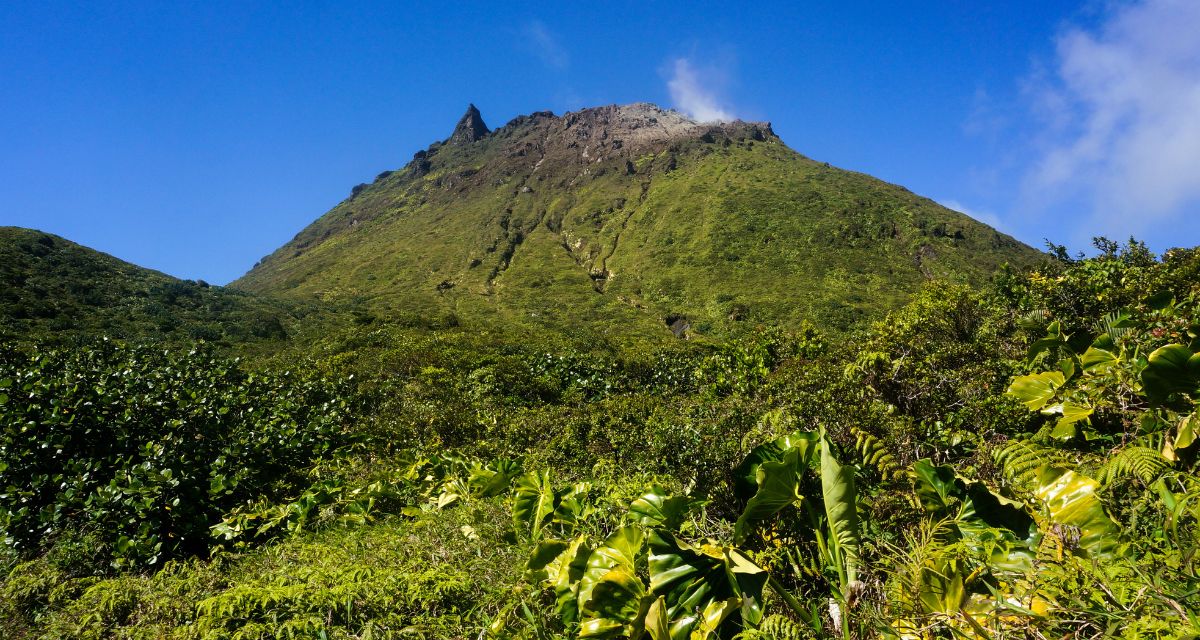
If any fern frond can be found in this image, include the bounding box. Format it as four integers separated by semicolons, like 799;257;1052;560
991;438;1073;490
852;427;902;482
1017;308;1050;331
1096;446;1171;485
738;614;814;640
1094;310;1134;341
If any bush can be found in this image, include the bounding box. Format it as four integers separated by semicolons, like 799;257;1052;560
0;340;359;569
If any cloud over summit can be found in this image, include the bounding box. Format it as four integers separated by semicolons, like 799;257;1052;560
667;58;735;123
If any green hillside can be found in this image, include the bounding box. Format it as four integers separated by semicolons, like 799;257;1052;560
0;226;311;347
234;104;1042;340
9;104;1200;640
6;240;1200;639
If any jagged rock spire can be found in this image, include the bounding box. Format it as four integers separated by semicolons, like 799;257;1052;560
449;104;490;144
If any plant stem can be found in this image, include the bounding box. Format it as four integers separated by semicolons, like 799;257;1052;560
767;574;817;628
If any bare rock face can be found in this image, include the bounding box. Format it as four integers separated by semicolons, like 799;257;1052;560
472;103;775;179
449;104;490;144
496;103;772;155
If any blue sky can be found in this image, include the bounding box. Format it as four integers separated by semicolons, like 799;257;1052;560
2;1;1198;284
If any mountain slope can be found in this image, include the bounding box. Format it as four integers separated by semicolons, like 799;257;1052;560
0;227;306;346
234;103;1042;340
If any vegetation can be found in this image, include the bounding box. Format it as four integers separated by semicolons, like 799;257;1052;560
232;105;1041;340
0;227;325;350
3;236;1198;638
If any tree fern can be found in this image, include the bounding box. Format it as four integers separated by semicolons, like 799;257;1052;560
1096;446;1171;485
992;438;1073;489
1094;309;1134;341
736;614;814;640
1017;308;1050;332
852;427;902;482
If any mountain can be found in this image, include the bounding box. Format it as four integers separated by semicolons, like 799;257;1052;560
232;103;1041;341
0;227;306;346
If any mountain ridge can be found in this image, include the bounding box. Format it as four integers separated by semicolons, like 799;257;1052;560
0;226;309;347
232;102;1042;341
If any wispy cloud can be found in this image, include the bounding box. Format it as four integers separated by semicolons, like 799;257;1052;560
1021;0;1200;237
666;58;735;123
522;21;568;70
962;87;1009;141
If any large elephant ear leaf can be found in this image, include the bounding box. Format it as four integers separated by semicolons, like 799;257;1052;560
579;568;650;639
579;525;645;610
910;460;1036;571
722;547;768;627
820;436;861;585
962;483;1034;539
647;530;767;638
513;470;556;540
1174;412;1198;454
1006;371;1066;411
553;482;593;531
644;596;671;640
532;535;592;626
734;431;819;502
912;460;1034;537
911;459;959;516
1033;466;1122;559
734;448;804;544
691;597;740;640
1142;344;1200;403
469;458;522;498
526;539;569;582
629;485;695;530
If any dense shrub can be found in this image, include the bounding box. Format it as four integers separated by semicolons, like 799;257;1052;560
0;341;358;568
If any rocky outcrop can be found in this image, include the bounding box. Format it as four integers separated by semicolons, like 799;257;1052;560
449;104;490;144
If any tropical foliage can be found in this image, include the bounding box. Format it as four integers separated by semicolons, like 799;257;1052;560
3;239;1200;639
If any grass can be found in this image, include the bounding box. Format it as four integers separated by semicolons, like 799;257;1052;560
4;500;528;639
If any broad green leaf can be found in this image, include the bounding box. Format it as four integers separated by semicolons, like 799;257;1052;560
1175;412;1197;452
733;431;818;502
1044;402;1092;439
469;458;522;497
579;568;649;639
647;530;767;637
526;539;568;580
916;557;967;614
733;448;805;543
644;596;671;640
691;597;739;640
1059;357;1076;380
820;436;860;586
629;485;694;530
579;525;644;608
513;470;556;540
1006;371;1065;411
1033;466;1121;559
436;491;461;509
911;459;958;515
1080;346;1118;372
535;535;591;625
1141;344;1200;402
1057;402;1092;426
553;482;593;531
1027;321;1067;361
961;483;1034;538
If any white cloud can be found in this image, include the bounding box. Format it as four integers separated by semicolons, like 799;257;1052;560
522;21;568;70
938;199;1006;232
1022;0;1200;236
667;58;735;123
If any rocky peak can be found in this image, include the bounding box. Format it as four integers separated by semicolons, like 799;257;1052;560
449;104;490;144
